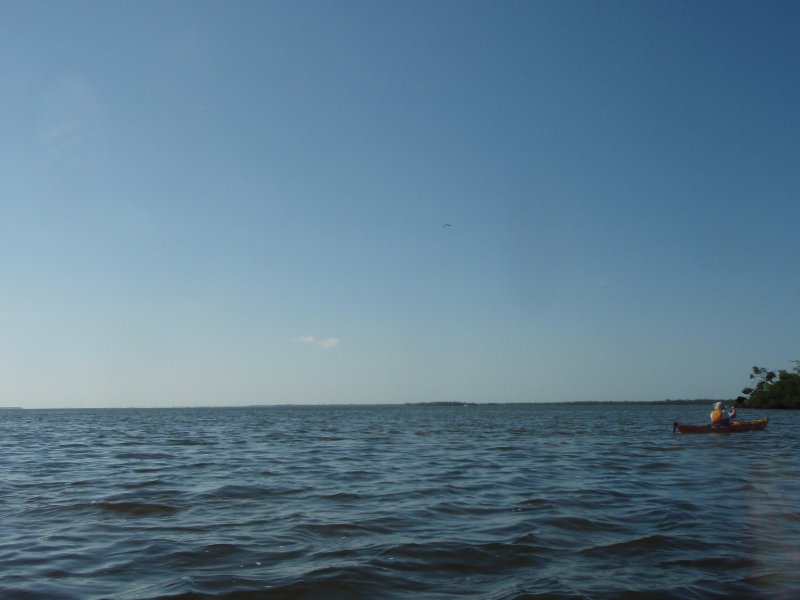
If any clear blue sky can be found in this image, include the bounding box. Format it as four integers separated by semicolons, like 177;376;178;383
2;1;798;408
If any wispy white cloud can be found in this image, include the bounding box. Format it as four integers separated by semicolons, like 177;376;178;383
317;337;339;349
292;335;339;349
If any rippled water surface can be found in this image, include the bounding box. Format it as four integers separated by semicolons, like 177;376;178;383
3;403;800;599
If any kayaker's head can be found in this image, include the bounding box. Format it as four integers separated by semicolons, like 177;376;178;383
714;402;723;410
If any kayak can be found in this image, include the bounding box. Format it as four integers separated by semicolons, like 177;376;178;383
673;417;768;433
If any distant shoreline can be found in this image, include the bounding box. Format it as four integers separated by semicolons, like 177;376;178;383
404;399;729;406
4;399;734;410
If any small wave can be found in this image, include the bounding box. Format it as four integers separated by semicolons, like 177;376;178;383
67;480;93;487
173;566;410;600
56;442;91;449
426;501;496;516
196;484;308;500
168;438;208;446
376;540;551;573
0;587;82;600
661;555;760;570
115;452;174;460
581;534;712;558
92;501;179;516
640;461;674;471
290;521;393;538
322;492;363;501
189;461;213;469
516;497;557;509
667;500;700;513
123;478;168;489
539;516;627;533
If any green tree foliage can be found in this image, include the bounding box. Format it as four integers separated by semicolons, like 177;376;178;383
737;362;800;408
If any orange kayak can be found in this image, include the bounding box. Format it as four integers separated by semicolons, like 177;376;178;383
673;417;769;434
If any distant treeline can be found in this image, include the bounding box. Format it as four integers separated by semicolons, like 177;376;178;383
660;399;730;405
405;400;726;406
563;399;727;406
405;402;477;406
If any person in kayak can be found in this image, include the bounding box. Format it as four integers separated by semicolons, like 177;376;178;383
710;402;732;427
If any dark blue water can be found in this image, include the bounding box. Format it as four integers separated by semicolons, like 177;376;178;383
2;403;799;599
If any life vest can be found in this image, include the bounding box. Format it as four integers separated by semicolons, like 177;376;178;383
710;408;726;423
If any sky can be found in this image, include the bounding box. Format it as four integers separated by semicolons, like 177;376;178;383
1;1;798;408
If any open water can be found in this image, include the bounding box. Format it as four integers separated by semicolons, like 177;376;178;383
2;403;800;600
